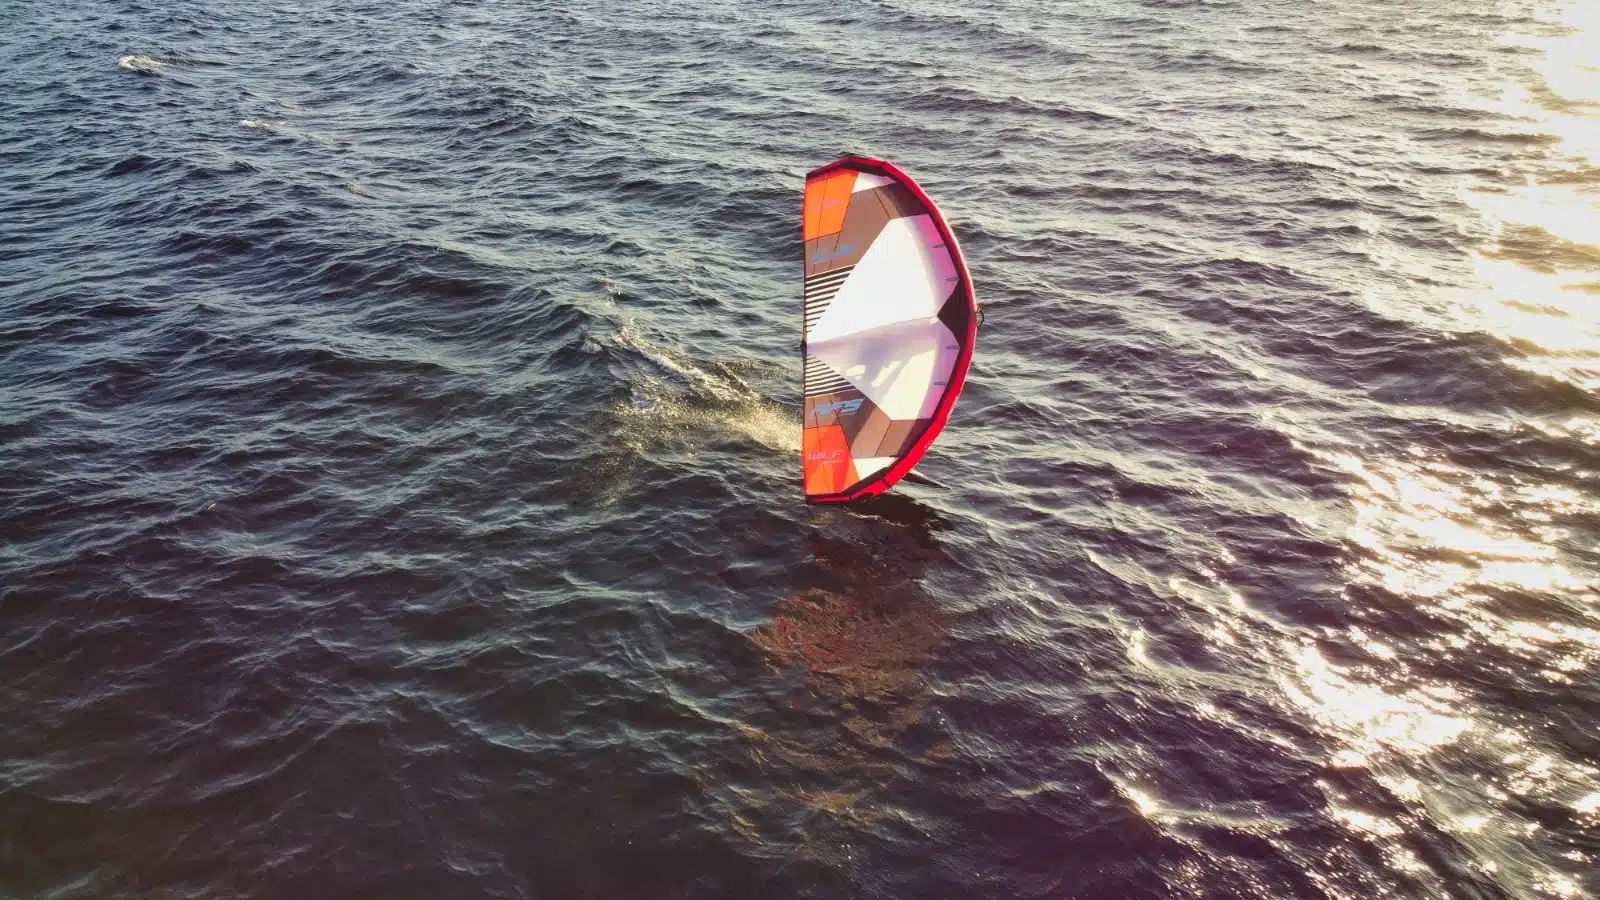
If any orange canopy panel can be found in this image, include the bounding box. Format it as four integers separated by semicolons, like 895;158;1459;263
802;169;856;241
802;424;857;496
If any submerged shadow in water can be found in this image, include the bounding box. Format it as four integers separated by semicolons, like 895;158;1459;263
731;494;963;858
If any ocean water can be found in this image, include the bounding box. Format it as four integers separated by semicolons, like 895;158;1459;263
2;0;1598;897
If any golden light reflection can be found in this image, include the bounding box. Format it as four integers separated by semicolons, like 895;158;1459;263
1489;1;1600;162
1475;79;1600;167
1295;418;1599;896
1534;872;1583;900
1467;179;1600;250
1320;443;1600;693
1450;244;1600;391
1331;807;1403;838
1121;783;1162;817
1320;450;1588;601
1447;0;1600;399
1526;4;1600;105
1283;643;1472;755
1377;775;1422;802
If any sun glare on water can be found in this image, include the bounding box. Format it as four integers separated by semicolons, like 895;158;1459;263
1455;3;1600;392
1290;5;1600;894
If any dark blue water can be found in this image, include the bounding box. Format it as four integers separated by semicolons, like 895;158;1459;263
4;1;1598;898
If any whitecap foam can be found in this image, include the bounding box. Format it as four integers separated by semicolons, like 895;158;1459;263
609;318;799;455
118;55;163;75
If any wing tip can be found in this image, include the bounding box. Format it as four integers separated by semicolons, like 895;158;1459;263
806;154;887;181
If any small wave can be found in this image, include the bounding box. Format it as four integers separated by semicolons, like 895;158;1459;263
606;317;799;461
238;119;332;144
103;154;160;177
902;84;1126;126
118;55;164;75
1418;127;1563;146
612;317;761;408
590;389;796;507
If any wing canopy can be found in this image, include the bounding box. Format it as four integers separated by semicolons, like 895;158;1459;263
801;157;977;503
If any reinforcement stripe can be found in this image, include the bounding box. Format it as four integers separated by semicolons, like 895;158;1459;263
804;357;852;396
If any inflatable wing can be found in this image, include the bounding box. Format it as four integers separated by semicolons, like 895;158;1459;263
801;157;978;503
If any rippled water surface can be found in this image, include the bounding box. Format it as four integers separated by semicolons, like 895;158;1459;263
4;1;1599;897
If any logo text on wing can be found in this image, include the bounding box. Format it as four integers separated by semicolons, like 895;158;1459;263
814;398;864;417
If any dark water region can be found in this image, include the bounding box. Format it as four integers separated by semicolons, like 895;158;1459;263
3;0;1598;897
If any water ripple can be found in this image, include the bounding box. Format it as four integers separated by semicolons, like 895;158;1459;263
3;0;1598;898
